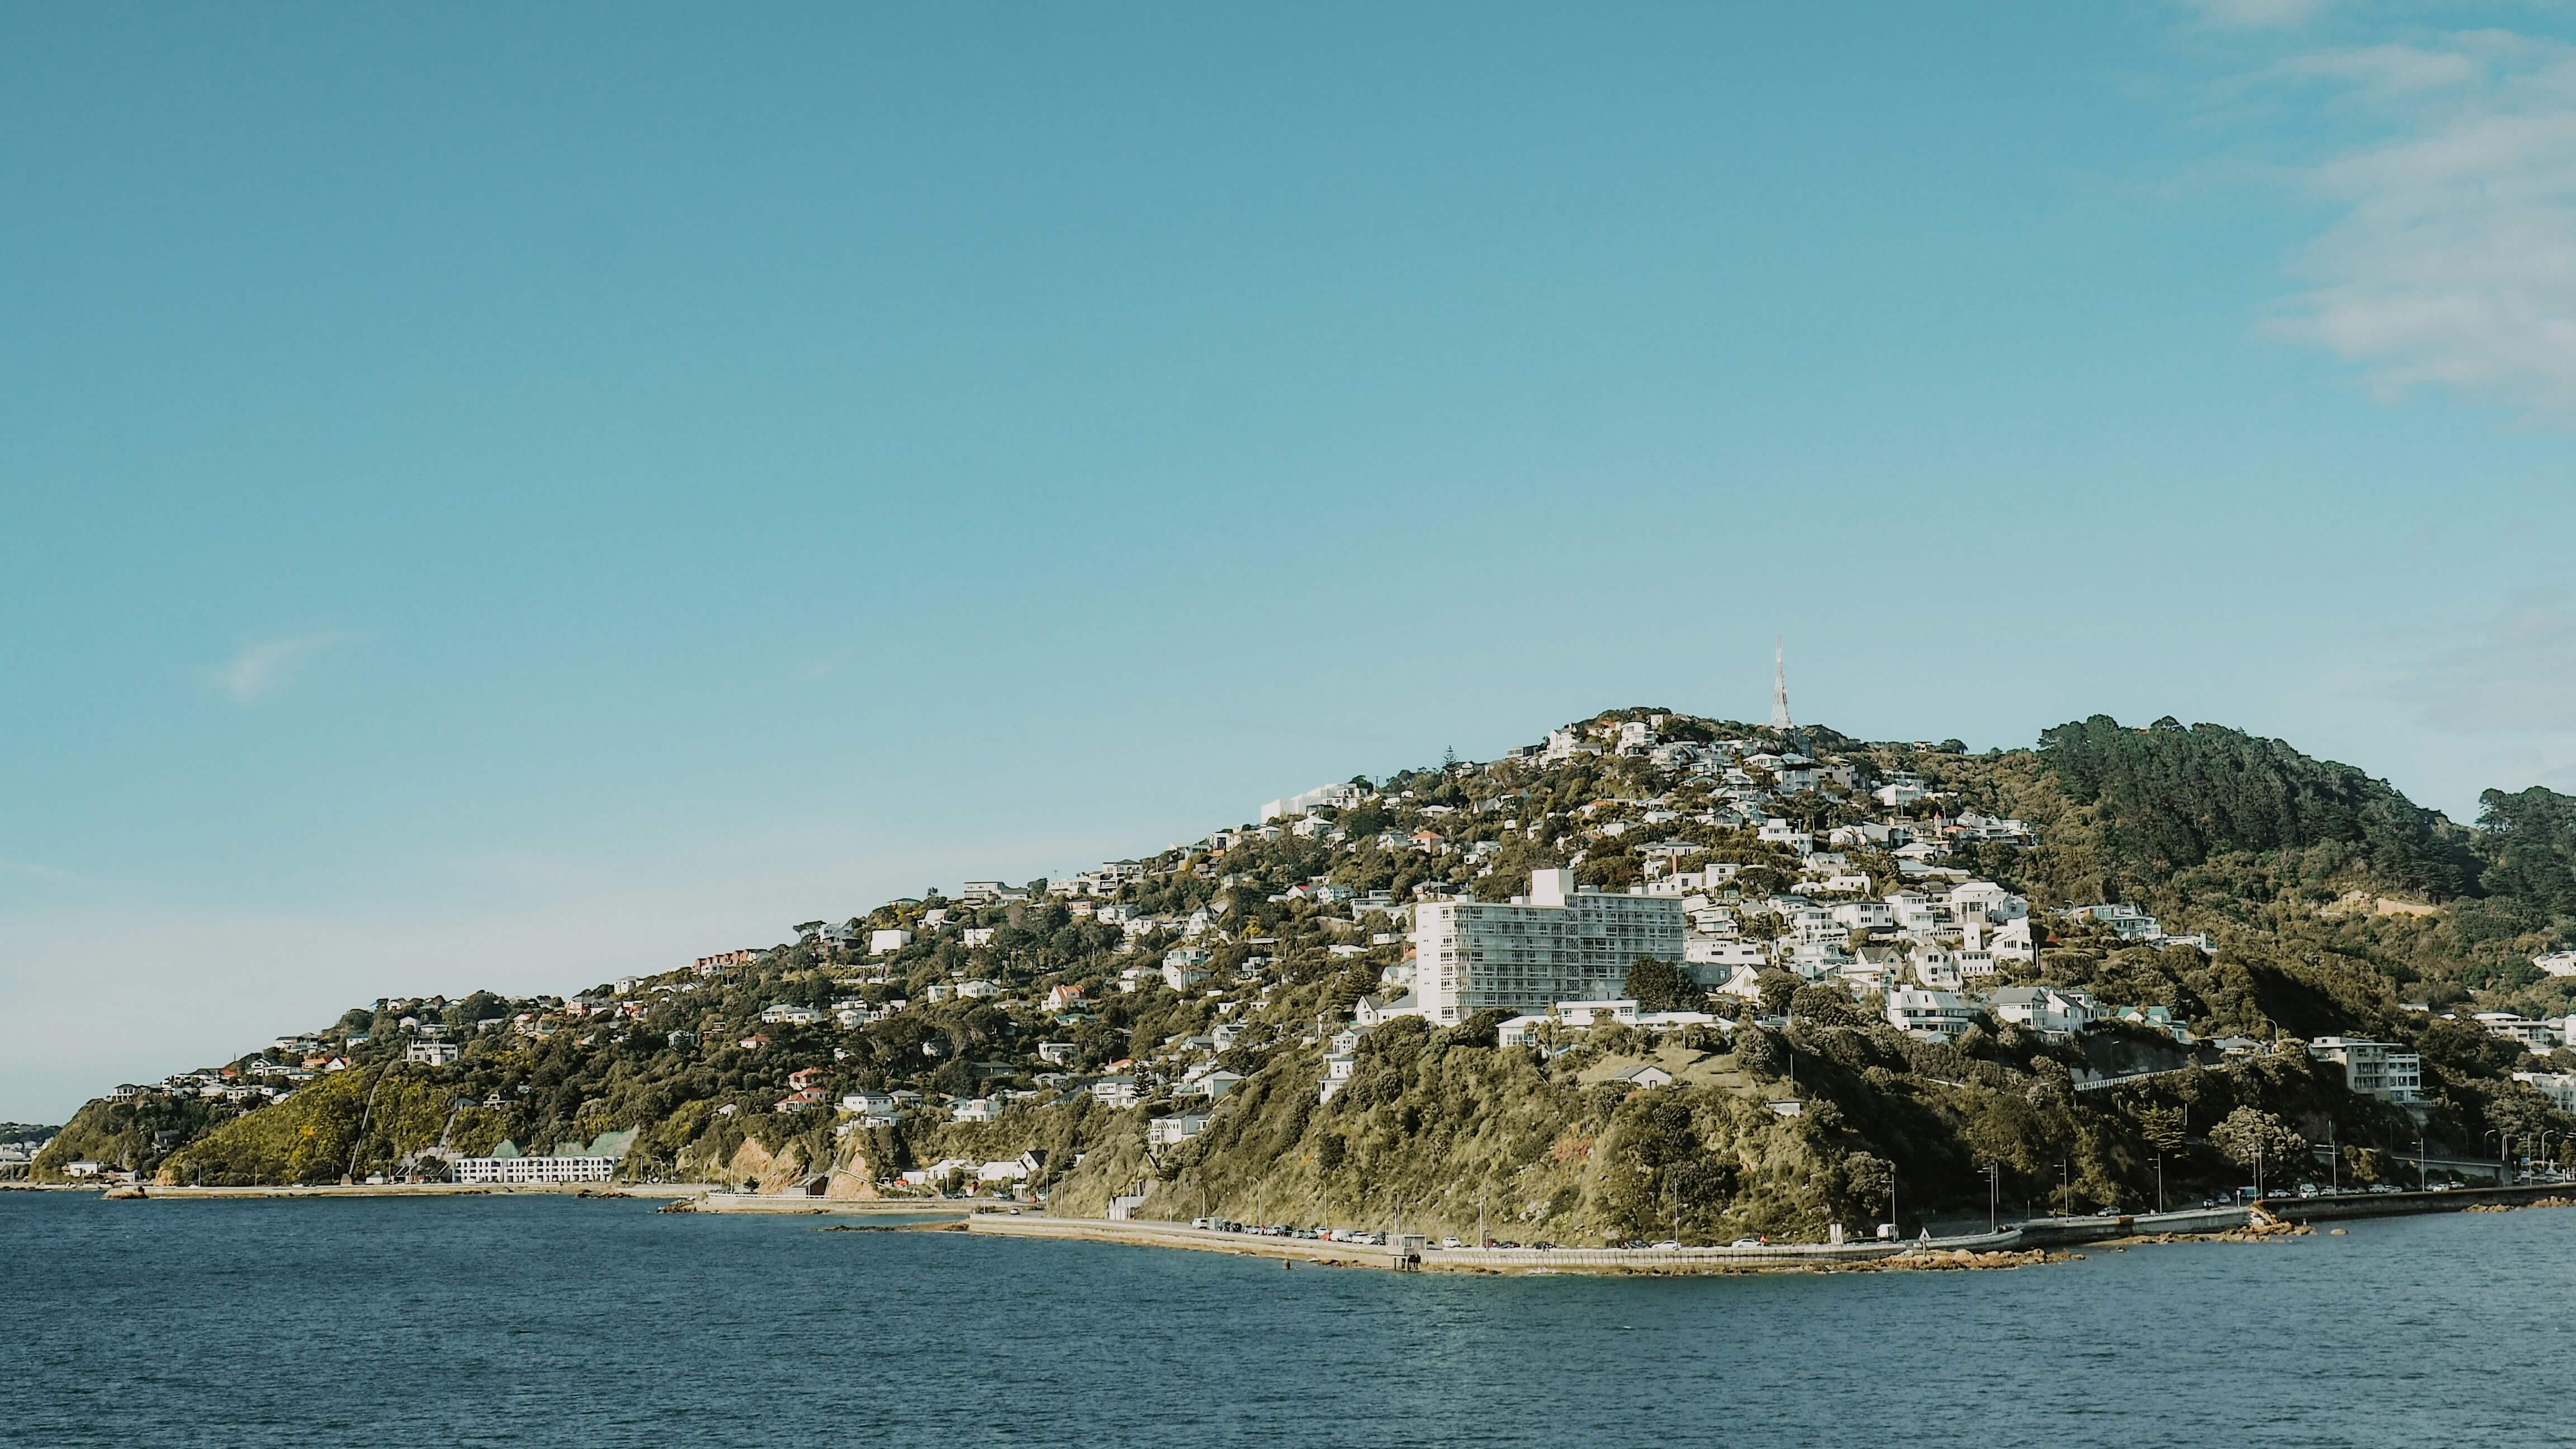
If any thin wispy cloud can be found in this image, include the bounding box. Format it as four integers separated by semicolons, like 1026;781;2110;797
2256;32;2576;422
0;858;79;883
2185;0;2329;31
206;631;354;703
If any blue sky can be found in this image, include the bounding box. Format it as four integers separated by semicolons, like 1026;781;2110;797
10;1;2576;1118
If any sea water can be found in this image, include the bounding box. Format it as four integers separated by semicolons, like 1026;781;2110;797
6;1192;2570;1447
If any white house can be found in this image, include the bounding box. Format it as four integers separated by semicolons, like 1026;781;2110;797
1831;901;1895;931
1147;1113;1213;1147
1884;988;1977;1040
1986;918;2036;964
977;1151;1043;1182
951;1097;1001;1124
1318;1053;1357;1101
2061;904;2161;941
759;1003;825;1027
1948;881;2029;922
1705;964;1767;1002
1686;939;1769;969
1990;986;2099;1035
1180;1066;1247;1099
402;1041;461;1066
869;928;915;955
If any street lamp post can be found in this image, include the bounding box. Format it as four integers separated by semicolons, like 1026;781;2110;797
1985;1163;1999;1234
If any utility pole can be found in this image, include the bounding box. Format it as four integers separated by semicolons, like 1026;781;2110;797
1985;1164;1999;1234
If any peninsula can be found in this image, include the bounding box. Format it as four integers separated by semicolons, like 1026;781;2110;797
32;708;2576;1251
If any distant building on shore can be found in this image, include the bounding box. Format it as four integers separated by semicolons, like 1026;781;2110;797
452;1131;632;1185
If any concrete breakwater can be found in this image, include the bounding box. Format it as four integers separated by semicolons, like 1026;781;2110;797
98;1181;716;1201
2019;1205;2252;1246
2255;1182;2576;1223
964;1214;2038;1274
685;1191;983;1217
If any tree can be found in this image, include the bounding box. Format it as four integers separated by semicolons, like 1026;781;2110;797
1755;970;1801;1015
1623;957;1704;1014
2138;1105;2187;1154
1843;1152;1893;1225
2209;1106;2307;1193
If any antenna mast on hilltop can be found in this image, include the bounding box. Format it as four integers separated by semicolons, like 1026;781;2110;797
1770;637;1793;732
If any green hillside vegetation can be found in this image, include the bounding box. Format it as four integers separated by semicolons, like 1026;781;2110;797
36;707;2576;1238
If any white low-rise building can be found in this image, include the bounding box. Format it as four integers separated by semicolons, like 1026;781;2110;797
403;1041;461;1066
2474;1012;2563;1053
453;1153;617;1185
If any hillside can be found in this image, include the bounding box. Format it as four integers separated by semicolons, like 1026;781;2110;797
36;708;2576;1241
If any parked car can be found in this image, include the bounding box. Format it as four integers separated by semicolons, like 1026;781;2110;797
1651;1240;1681;1251
1440;1237;1462;1250
1729;1237;1764;1248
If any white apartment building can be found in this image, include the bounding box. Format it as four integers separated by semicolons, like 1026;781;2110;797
2309;1038;2424;1102
1412;868;1687;1025
402;1041;460;1066
2534;951;2576;978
